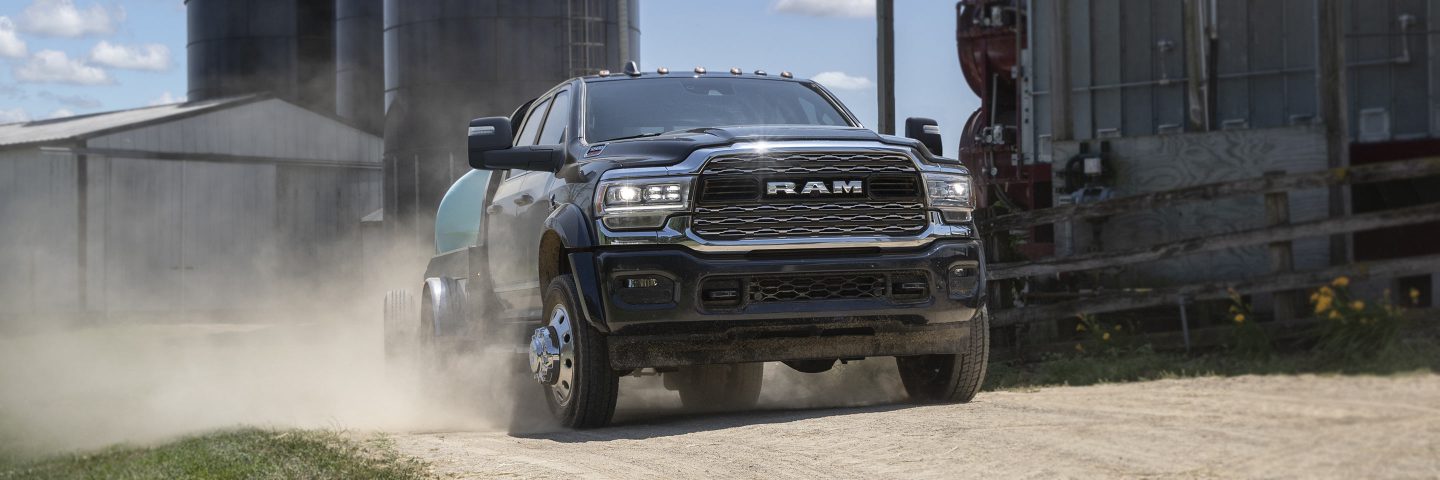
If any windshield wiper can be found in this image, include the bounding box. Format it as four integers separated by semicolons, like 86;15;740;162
598;131;667;142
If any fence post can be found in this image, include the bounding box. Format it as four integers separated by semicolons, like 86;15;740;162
1264;171;1296;320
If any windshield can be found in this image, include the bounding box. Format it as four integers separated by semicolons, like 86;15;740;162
584;77;853;142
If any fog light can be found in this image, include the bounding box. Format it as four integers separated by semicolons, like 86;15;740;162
948;266;978;299
615;275;675;306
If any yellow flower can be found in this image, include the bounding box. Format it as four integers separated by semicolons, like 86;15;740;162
1411;288;1422;304
1328;310;1342;320
1314;296;1333;314
1076;323;1086;332
1319;286;1334;297
1350;300;1365;311
1102;332;1112;341
1332;276;1350;288
1114;324;1123;331
1233;314;1246;324
1075;343;1085;353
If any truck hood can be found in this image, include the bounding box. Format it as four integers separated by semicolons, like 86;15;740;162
584;125;936;167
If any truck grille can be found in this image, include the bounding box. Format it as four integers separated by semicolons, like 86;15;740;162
692;151;928;240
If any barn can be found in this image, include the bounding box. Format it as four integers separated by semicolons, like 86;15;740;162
0;95;381;327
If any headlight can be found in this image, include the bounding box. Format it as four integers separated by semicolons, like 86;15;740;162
595;177;694;230
922;172;974;209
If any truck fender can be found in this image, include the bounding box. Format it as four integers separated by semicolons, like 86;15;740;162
423;276;467;337
542;203;608;332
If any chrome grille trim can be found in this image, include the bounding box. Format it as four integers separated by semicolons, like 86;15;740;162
693;150;926;241
702;151;914;175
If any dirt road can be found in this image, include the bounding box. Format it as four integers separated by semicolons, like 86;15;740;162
389;371;1440;479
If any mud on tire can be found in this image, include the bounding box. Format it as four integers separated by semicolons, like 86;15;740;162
895;307;990;404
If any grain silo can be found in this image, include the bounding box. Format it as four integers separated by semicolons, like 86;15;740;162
185;0;337;113
381;0;640;249
336;0;384;134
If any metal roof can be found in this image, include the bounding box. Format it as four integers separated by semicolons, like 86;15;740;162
0;95;262;150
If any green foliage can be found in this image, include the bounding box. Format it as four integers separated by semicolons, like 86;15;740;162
1070;314;1137;357
0;429;427;480
1226;289;1273;358
984;335;1440;392
1309;277;1409;360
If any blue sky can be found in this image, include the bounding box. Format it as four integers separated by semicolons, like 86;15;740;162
0;0;978;152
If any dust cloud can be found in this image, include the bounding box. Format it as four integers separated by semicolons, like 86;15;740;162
0;244;909;459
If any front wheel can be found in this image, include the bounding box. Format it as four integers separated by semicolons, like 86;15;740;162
534;275;618;428
895;307;990;403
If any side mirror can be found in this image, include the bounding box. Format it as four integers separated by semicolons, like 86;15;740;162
904;117;944;156
468;117;513;168
467;116;564;172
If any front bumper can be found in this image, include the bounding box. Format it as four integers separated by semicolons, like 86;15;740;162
590;239;985;369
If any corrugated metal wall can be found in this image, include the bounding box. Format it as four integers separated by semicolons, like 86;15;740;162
1026;0;1440;155
0;101;381;325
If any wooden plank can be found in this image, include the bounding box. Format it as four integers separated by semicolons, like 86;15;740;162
992;202;1440;280
993;253;1440;327
984;156;1440;232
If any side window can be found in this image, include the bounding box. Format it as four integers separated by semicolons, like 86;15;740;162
537;91;571;145
515;97;550;146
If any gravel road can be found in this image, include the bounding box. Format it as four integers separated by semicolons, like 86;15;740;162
388;370;1440;479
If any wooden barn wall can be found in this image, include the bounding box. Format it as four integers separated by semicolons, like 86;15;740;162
0;149;80;321
1053;126;1331;285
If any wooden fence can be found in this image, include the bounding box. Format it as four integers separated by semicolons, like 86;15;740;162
984;156;1440;330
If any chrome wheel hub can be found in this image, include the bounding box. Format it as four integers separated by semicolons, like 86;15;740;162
530;304;576;405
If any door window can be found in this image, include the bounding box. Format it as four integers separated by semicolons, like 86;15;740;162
537;91;571;145
515;97;550;146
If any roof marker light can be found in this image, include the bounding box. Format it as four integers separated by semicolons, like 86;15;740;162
730;67;742;75
598;69;611;77
657;67;669;75
754;70;767;76
780;71;793;78
694;66;706;74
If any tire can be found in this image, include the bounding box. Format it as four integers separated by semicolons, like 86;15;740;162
672;363;764;411
895;307;990;404
539;275;619;428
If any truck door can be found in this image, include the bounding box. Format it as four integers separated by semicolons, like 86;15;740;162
486;95;551;316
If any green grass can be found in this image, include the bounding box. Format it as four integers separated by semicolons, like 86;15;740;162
984;337;1440;391
0;429;427;480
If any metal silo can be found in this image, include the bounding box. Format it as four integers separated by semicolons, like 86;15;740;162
336;0;383;134
382;0;639;248
186;0;336;113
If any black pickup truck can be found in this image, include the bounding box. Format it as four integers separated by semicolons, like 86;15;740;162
385;64;988;428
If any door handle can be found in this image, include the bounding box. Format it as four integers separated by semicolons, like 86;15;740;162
486;204;503;215
514;194;535;206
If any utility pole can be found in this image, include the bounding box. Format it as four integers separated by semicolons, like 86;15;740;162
876;0;895;135
1317;0;1350;266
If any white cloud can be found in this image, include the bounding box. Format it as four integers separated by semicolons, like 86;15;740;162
149;90;185;106
772;0;874;18
0;107;31;124
0;17;28;58
46;108;74;119
90;41;170;71
19;0;123;37
15;49;113;85
812;71;874;90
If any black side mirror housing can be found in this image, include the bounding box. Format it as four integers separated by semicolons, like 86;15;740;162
904;117;944;156
467;116;564;172
468;116;513;168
